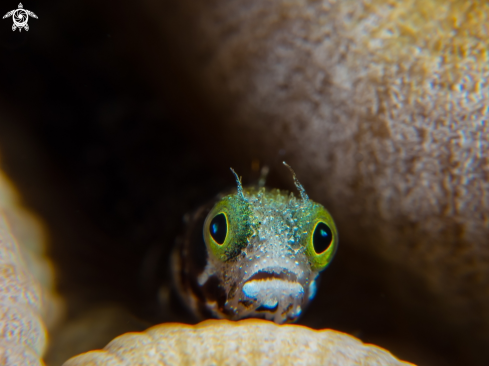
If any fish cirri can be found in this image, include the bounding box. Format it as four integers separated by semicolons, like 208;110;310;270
172;163;338;324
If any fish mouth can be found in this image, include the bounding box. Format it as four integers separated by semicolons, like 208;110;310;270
244;268;298;283
239;269;304;322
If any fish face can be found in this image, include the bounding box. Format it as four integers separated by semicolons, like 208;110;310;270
172;167;338;324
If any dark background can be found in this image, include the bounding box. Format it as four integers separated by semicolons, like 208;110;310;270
0;1;454;365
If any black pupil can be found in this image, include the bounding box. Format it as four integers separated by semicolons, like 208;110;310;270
313;222;333;254
210;213;227;244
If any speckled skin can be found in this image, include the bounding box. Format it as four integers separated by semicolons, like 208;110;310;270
172;182;337;324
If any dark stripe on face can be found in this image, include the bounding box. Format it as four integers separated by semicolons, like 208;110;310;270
173;195;226;318
202;275;227;313
177;204;211;304
245;270;298;283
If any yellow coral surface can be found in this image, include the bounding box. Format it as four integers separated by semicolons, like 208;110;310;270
63;319;414;366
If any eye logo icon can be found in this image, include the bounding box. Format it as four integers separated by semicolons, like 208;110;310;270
3;3;37;32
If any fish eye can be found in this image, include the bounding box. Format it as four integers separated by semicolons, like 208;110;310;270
303;206;338;271
209;213;228;245
203;195;253;262
312;222;333;254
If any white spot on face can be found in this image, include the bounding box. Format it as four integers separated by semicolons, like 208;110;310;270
243;281;260;298
263;298;278;308
242;278;304;303
294;306;301;316
308;280;317;300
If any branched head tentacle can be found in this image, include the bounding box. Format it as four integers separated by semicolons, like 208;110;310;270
283;161;309;201
230;167;247;201
178;164;338;324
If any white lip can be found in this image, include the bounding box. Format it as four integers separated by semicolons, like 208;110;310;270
242;278;304;302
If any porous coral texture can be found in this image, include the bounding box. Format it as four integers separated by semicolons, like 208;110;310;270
0;166;61;366
62;318;414;366
149;0;489;361
0;185;45;365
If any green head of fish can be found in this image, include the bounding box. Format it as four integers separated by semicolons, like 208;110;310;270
197;162;338;323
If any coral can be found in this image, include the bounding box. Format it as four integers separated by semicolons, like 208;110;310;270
0;171;51;365
62;318;413;366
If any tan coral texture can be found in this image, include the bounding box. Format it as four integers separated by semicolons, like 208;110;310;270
0;204;46;365
62;318;414;366
152;0;489;359
0;167;62;366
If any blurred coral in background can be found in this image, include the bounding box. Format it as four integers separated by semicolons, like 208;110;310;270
0;0;488;365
